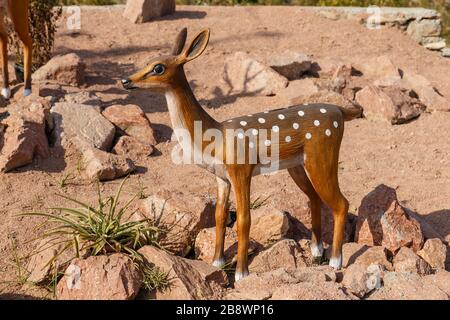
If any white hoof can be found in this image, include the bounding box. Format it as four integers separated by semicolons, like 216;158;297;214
212;258;225;268
329;255;342;270
24;88;32;97
235;271;249;282
1;87;11;99
311;241;324;258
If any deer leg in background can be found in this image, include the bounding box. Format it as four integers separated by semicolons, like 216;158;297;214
212;177;231;268
0;8;10;99
9;0;32;96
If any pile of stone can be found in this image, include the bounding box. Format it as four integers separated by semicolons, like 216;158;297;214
223;51;449;125
0;53;156;179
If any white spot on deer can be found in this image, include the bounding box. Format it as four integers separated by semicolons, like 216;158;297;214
258;118;266;124
249;142;255;148
264;111;269;114
298;111;305;117
252;129;258;135
272;125;279;132
325;129;331;136
237;133;244;139
333;121;339;128
314;120;320;126
285;136;291;142
247;114;253;117
278;114;285;120
240;121;247;126
227;119;233;123
320;108;327;113
293;123;299;129
264;140;271;147
306;133;312;140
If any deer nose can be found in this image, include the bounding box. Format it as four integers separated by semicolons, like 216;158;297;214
121;78;132;89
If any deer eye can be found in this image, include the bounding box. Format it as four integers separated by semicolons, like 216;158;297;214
153;64;165;75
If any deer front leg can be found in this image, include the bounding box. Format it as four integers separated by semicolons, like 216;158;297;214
228;166;253;281
0;9;10;99
212;176;231;268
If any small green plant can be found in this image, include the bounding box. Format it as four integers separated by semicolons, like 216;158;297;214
136;177;148;200
60;173;76;188
140;263;172;292
249;195;271;209
21;177;162;261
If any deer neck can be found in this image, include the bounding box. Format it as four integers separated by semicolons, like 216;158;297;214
165;70;218;145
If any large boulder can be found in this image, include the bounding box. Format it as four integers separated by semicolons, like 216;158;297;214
57;254;143;300
0;101;50;172
417;238;447;269
223;52;288;96
33;53;86;86
51;102;115;151
267;51;312;80
123;0;176;23
355;184;424;254
249;239;308;273
355;85;426;124
139;191;215;256
138;246;221;300
102;104;157;146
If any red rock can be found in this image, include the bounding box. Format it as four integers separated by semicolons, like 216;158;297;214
82;146;135;181
393;247;431;275
33;53;86;86
270;282;352;300
57;254;143;300
423;270;450;296
359;55;401;82
355;85;426;124
139;191;215;256
123;0;176;24
0;101;50;172
355;184;424;253
138;246;220;300
342;263;381;298
113;135;154;160
342;244;392;271
102;104;156;146
184;259;228;287
417;238;447;269
330;63;352;93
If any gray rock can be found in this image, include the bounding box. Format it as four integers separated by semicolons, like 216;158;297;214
406;19;441;43
123;0;175;24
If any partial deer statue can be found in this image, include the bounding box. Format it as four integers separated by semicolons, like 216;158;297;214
122;28;361;281
0;0;32;99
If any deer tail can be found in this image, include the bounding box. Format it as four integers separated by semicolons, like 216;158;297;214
338;105;362;121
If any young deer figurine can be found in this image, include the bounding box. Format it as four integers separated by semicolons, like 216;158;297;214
0;0;32;98
122;28;361;281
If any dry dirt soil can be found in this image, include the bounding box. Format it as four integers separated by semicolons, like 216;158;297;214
0;5;449;299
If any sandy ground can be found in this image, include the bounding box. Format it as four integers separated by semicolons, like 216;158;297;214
0;5;449;299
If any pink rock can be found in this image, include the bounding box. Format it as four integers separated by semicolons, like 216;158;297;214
355;184;424;253
113;135;154;160
417;238;447;269
268;51;312;80
279;79;319;103
123;0;176;24
82;147;135;181
342;244;393;271
393;247;431;275
342;263;381;298
33;53;86;86
57;254;143;300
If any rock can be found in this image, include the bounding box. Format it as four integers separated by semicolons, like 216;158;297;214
393;247;431;275
27;238;73;283
312;57;349;77
82;147;135;181
443;47;450;58
270;282;352;300
57;254;142;300
355;184;424;253
342;244;392;271
249;239;307;273
195;227;259;264
223;51;288;96
184;259;228;287
417;238;447;269
355;85;425;124
113;136;154;160
406;19;441;43
139;191;215;256
424;40;446;51
33;53;86;86
267;51;312;80
0;101;50;172
63;91;102;108
102;104;156;146
123;0;176;23
51;102;116;151
423;270;450;296
240;207;290;246
403;71;450;112
369;271;448;300
279;79;319;103
359;55;401;81
138;246;219;300
290;265;337;283
330;63;352;93
342;263;381;298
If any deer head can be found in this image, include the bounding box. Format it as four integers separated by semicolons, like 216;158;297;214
122;28;210;92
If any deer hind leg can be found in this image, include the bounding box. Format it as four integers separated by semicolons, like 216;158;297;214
288;165;323;260
212;176;231;268
303;145;349;270
9;0;32;96
0;8;10;99
228;166;252;281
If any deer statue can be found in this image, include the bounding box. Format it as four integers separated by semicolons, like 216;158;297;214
122;28;361;281
0;0;32;99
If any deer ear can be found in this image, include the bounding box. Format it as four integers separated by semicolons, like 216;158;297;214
172;28;188;55
181;29;210;63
